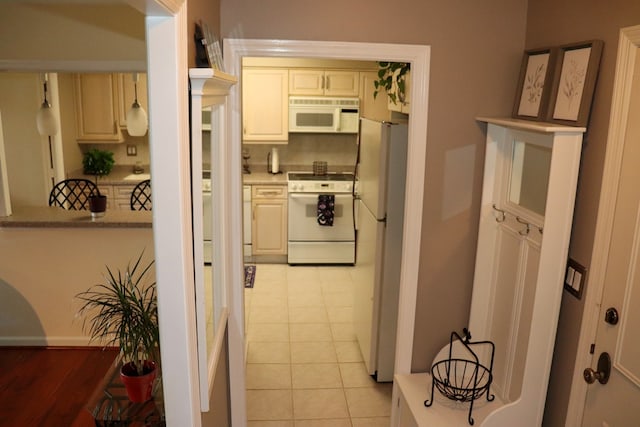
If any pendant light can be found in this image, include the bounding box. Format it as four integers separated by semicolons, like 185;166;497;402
126;72;148;136
36;73;58;136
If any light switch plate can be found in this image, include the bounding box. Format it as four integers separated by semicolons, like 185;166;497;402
564;258;586;299
126;145;137;156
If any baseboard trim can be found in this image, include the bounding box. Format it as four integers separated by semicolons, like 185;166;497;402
0;336;95;347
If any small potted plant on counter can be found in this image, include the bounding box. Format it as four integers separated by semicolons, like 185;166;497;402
82;148;115;218
76;252;160;403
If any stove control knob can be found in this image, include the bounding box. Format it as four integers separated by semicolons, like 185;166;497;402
345;183;352;192
298;184;304;191
291;183;299;191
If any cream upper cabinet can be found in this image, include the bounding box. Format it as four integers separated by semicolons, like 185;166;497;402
74;73;122;143
117;73;148;131
359;71;394;122
388;69;411;114
289;69;359;96
251;185;288;255
242;68;289;143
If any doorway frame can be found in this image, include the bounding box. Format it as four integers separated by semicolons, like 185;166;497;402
224;38;431;425
566;24;640;426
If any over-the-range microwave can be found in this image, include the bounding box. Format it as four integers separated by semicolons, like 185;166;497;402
289;96;359;134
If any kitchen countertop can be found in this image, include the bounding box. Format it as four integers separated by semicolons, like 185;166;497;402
69;165;151;185
0;206;152;229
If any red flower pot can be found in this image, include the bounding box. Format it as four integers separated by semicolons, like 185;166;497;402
120;361;157;402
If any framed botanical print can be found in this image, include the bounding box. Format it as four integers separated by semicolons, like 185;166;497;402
546;40;604;127
513;48;556;121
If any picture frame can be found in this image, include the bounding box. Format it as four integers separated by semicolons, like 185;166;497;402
194;21;225;71
512;47;555;121
546;40;603;127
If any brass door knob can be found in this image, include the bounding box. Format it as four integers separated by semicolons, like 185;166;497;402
583;352;611;385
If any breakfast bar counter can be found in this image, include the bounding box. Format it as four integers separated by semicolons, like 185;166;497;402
0;206;152;228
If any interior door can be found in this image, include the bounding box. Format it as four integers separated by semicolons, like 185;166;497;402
581;51;640;426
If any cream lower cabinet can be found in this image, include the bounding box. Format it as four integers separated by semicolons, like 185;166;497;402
242;68;289;143
252;185;287;255
97;184;136;210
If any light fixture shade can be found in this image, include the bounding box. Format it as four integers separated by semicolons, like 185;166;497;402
36;101;58;136
126;102;148;136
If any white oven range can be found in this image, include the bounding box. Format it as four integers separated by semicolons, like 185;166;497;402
287;172;356;264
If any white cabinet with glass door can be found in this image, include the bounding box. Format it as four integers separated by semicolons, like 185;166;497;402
392;117;585;427
242;68;289;143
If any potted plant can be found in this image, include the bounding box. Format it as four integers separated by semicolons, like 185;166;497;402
82;148;115;217
76;253;160;402
373;61;410;105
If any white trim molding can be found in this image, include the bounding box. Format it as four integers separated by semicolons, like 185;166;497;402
224;38;430;426
566;24;640;426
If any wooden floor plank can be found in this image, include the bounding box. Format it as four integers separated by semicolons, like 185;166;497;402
0;347;118;426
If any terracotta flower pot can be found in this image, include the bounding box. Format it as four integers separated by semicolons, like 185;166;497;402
120;361;157;402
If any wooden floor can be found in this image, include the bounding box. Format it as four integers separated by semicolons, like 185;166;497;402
0;347;119;427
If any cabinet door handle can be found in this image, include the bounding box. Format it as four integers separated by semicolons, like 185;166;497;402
325;75;329;90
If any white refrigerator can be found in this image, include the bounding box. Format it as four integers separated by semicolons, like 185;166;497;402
353;118;408;382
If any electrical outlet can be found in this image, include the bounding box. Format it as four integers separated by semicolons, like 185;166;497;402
126;145;137;156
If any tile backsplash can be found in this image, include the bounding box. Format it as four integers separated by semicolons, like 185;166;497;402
81;135;150;168
243;133;358;172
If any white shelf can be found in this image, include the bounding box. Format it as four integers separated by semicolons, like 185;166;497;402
189;68;238;102
395;373;505;426
476;116;586;134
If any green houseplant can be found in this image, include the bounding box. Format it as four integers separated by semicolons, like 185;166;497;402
373;61;410;105
82;149;115;217
76;253;160;402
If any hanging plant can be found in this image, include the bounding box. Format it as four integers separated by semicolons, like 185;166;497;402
373;61;410;105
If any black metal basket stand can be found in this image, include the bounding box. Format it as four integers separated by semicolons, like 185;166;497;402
424;329;495;425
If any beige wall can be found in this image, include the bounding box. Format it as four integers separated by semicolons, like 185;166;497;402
525;1;640;425
221;0;529;370
0;227;154;345
0;3;145;66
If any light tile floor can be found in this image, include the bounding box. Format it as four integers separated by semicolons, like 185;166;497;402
245;264;393;427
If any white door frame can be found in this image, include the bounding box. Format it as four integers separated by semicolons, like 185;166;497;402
224;38;431;426
566;24;640;426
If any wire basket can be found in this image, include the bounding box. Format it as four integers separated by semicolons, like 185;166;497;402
431;358;492;403
312;161;327;175
425;329;495;425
